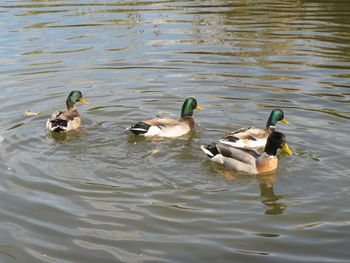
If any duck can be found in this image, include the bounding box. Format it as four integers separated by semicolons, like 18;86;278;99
219;109;289;149
129;97;203;137
46;90;90;133
201;131;292;175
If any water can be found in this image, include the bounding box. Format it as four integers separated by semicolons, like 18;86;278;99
0;0;349;262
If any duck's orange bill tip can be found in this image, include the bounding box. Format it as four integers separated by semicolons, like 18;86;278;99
196;105;204;110
81;98;90;105
282;143;293;155
281;118;290;125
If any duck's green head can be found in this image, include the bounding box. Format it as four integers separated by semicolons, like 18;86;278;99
181;98;203;117
66;90;90;109
266;109;289;127
264;131;293;156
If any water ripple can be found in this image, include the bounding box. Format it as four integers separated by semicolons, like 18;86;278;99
0;0;350;262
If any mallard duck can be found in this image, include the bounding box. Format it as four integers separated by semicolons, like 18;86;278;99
219;109;289;149
201;131;292;175
46;90;90;133
129;97;203;137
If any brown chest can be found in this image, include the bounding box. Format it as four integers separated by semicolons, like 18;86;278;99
257;156;278;174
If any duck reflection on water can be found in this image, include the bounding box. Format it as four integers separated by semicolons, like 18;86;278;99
222;170;287;215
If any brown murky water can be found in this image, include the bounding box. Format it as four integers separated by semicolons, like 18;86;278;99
0;0;349;262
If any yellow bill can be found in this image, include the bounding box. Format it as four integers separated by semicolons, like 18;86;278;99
196;105;204;110
282;143;293;155
81;98;90;105
281;118;290;125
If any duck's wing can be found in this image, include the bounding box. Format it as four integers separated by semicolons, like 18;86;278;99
202;143;259;174
144;117;182;127
130;116;192;137
59;109;80;121
48;111;64;120
230;126;267;139
216;144;259;164
219;126;268;148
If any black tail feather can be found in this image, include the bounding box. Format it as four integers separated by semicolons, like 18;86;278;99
50;119;68;133
224;135;239;142
130;122;151;135
51;119;68;127
201;143;220;158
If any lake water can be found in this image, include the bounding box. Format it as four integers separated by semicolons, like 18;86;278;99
0;0;349;262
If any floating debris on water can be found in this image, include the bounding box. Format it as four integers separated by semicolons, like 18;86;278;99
24;111;41;117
